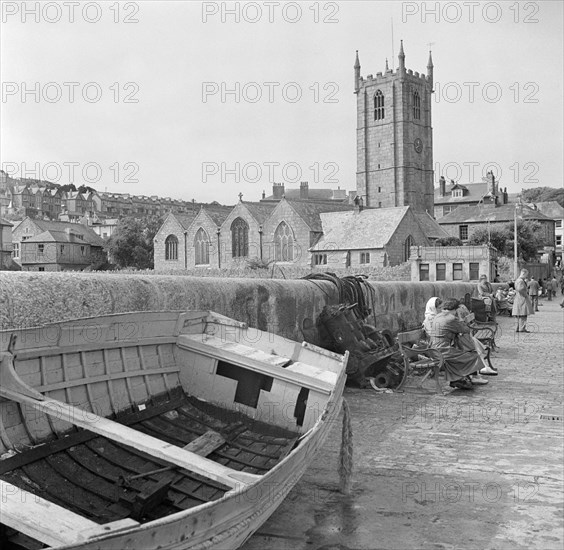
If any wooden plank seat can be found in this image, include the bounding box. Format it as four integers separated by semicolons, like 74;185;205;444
176;334;334;395
0;479;139;547
396;328;447;394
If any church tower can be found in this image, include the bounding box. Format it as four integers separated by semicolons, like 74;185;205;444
355;42;434;213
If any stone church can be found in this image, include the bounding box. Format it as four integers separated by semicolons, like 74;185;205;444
154;43;444;271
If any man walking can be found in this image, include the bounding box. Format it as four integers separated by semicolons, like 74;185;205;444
513;269;534;332
528;276;540;312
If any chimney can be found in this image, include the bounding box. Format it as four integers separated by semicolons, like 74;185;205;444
272;182;285;200
439;176;446;197
261;190;265;200
65;228;74;242
503;187;508;204
487;171;496;196
300;181;309;199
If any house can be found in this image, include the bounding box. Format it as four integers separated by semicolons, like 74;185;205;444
436;203;556;248
12;217;105;270
526;201;564;262
434;172;510;219
0;217;14;270
410;245;498;282
308;205;439;268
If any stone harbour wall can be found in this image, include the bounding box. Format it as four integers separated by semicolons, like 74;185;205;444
0;272;479;344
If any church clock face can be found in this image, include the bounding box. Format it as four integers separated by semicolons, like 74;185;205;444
414;138;423;153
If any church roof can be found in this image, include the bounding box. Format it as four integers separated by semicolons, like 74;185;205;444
310;206;410;251
415;212;449;239
201;204;233;226
172;212;199;230
286;199;355;232
242;202;277;225
437;203;553;224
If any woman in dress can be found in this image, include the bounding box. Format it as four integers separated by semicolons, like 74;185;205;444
429;298;485;390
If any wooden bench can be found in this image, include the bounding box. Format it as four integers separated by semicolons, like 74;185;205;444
396;328;447;394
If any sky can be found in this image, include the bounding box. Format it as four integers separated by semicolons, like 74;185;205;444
1;1;563;204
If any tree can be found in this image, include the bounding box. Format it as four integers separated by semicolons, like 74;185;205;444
468;221;543;261
522;187;564;208
435;236;463;246
105;216;162;269
468;226;510;254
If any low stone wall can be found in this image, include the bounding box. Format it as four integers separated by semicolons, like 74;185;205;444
0;272;479;344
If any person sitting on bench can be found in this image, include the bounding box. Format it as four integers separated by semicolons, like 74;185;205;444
429;298;488;391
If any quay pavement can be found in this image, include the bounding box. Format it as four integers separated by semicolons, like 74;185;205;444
243;297;564;550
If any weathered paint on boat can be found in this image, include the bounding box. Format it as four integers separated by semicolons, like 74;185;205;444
0;310;347;550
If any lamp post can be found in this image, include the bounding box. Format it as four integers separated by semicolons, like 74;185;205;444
514;197;522;278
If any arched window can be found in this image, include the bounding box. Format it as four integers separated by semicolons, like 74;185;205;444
274;221;295;261
413;90;421;119
374;90;385;120
165;235;178;261
194;227;210;265
231;217;249;258
404;235;414;262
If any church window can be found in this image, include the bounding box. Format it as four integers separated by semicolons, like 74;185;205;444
165;235;179;260
274;221;294;261
194;227;210;265
413;90;421;119
231;217;249;258
360;252;371;264
404;235;414;262
374;90;385;120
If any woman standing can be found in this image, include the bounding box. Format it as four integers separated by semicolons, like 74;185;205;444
512;268;534;332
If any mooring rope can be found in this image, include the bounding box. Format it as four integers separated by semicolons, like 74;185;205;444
302;272;376;321
338;398;353;495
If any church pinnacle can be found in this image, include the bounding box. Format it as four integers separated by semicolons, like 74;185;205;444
354;50;361;94
398;40;406;75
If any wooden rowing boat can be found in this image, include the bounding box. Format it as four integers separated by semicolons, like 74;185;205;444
0;310;348;549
